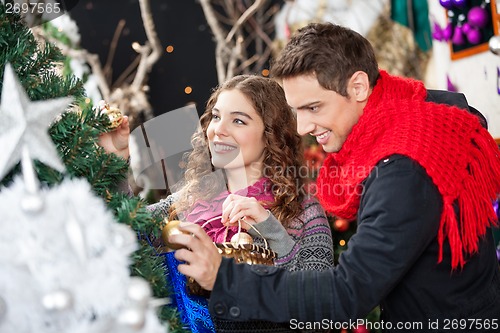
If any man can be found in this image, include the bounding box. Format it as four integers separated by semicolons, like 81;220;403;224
170;23;500;332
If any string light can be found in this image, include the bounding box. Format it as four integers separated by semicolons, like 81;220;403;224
165;45;174;53
339;239;346;246
261;69;269;77
184;86;193;94
132;42;141;52
85;98;91;104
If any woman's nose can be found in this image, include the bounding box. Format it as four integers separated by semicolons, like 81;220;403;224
214;119;229;136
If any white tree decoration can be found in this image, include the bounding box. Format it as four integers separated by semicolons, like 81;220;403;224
0;63;168;333
0;178;167;333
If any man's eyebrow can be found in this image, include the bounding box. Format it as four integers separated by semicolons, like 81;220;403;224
295;101;320;110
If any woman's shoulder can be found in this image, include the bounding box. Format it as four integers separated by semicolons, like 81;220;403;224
286;195;328;228
300;194;322;209
147;192;179;216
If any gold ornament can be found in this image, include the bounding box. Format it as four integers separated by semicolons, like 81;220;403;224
161;219;189;250
230;232;253;245
96;101;123;129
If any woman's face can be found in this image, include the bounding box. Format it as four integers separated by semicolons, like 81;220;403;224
206;89;266;172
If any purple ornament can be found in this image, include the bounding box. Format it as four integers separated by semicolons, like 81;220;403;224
439;0;454;9
468;6;489;28
466;28;482;44
451;25;465;45
443;22;454;40
432;23;444;41
462;22;472;34
447;75;458;92
497;247;500;262
452;0;468;8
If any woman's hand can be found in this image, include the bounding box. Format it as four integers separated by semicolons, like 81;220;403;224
221;194;270;230
98;115;130;160
171;222;222;291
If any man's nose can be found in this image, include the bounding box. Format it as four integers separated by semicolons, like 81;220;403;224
296;111;315;136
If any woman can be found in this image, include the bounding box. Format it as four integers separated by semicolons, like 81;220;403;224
101;75;334;331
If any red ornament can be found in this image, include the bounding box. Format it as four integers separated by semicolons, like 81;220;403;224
334;218;350;232
304;144;326;171
353;324;370;333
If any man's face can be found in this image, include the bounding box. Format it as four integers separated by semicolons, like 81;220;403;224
282;74;365;153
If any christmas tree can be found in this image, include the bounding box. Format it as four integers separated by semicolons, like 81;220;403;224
0;4;185;332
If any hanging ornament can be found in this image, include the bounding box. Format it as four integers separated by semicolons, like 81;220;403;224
489;35;500;55
230;232;254;245
452;25;466;45
0;64;72;181
117;304;146;330
94;100;124;129
466;28;482;44
440;0;455;9
432;21;445;41
462;22;472;34
353;324;370;333
452;0;468;8
41;289;73;311
443;21;454;40
467;5;489;28
334;218;350;232
447;75;458;92
127;277;152;308
161;219;190;250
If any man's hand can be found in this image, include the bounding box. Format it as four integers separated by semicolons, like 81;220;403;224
98;115;130;160
171;223;222;291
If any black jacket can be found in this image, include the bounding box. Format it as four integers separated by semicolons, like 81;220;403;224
208;92;500;332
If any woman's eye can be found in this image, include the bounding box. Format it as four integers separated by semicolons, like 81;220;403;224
211;114;220;120
234;118;246;125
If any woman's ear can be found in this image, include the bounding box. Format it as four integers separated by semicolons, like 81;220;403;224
349;71;370;102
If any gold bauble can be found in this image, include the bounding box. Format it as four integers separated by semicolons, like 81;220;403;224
97;102;123;129
161;220;189;250
230;232;253;245
103;105;123;129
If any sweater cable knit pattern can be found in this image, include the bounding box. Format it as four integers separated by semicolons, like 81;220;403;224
317;70;500;269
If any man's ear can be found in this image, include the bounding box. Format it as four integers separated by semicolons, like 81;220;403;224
349;71;370;102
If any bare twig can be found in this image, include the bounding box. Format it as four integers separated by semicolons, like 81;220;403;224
225;0;265;43
199;0;271;83
103;19;127;84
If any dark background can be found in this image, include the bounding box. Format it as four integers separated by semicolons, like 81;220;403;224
69;0;219;117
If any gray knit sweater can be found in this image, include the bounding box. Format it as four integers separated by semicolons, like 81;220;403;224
149;195;334;272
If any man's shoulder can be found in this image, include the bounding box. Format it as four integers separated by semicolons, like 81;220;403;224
426;89;487;129
364;154;431;186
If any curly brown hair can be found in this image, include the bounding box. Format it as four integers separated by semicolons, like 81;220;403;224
170;75;308;227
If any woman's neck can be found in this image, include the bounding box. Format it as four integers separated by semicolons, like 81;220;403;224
224;163;263;193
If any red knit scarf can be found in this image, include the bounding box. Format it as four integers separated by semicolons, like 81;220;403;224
317;70;500;269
